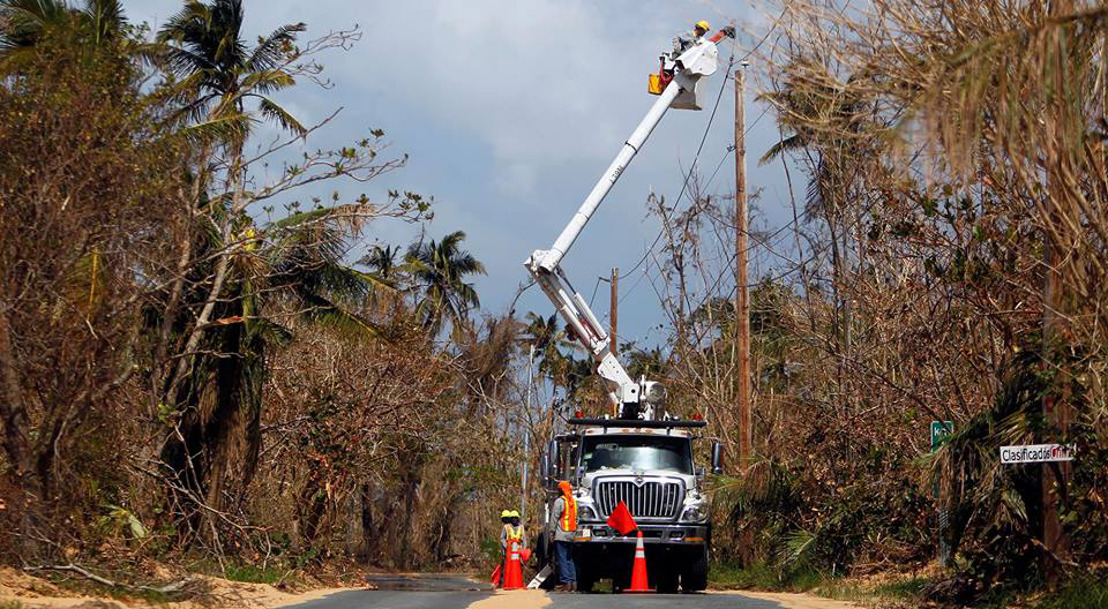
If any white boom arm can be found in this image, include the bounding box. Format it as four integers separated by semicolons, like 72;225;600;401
524;32;730;417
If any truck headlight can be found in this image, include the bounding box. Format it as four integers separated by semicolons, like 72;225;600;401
680;504;709;523
579;505;598;521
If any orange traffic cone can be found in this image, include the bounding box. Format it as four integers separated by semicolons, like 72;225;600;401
503;540;524;590
626;530;653;593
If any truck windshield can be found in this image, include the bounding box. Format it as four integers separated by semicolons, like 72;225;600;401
580;436;693;474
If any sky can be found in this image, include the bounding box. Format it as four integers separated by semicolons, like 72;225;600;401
129;0;798;349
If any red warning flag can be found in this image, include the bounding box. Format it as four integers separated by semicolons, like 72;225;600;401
607;500;638;535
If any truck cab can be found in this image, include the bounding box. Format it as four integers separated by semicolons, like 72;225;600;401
539;417;723;593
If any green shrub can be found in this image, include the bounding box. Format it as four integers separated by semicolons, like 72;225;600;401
708;559;825;592
222;564;285;585
1034;572;1108;609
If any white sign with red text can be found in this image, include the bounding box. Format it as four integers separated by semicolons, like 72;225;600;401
1000;444;1076;464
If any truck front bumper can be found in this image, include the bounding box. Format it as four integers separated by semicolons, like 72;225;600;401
573;522;711;546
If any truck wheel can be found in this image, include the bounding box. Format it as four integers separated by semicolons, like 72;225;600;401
535;534;548;566
681;551;709;592
655;570;679;594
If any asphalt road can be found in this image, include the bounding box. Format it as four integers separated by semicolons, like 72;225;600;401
286;575;492;609
284;574;853;609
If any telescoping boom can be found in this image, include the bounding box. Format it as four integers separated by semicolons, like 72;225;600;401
524;25;734;419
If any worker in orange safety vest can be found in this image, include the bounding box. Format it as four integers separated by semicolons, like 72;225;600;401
552;481;578;592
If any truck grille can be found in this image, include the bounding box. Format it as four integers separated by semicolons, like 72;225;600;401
594;479;683;520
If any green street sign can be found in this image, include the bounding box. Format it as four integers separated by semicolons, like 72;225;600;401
931;421;954;452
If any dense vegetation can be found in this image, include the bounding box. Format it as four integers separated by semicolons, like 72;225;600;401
0;0;521;576
1;0;1106;606
645;0;1108;604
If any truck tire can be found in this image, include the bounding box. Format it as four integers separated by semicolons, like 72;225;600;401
681;551;709;592
655;569;679;594
535;534;549;566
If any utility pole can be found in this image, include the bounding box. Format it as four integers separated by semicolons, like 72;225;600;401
1041;0;1071;582
610;268;619;418
610;268;619;356
1042;206;1071;581
522;344;534;520
734;65;752;466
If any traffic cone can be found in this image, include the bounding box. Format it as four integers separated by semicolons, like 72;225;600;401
489;563;501;585
503;540;524;590
626;530;653;593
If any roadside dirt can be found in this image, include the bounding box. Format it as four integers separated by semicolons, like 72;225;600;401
714;590;864;609
469;589;551;609
0;566;346;609
468;588;862;609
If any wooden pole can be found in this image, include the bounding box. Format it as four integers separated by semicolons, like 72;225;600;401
610;268;619;418
1041;7;1071;573
1042;205;1071;581
734;68;752;466
610;268;619;357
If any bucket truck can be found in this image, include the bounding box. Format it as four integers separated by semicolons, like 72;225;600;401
526;25;733;593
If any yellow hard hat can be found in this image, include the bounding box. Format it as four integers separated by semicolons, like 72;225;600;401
695;20;710;31
509;510;520;518
501;510;511;518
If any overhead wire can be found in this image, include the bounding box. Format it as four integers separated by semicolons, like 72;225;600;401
618;51;736;284
519;14;785;330
618;98;771;306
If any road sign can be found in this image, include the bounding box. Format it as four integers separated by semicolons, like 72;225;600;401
1000;444;1076;464
931;421;954;451
930;421;955;567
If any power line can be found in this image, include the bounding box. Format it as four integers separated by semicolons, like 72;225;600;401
588;275;603;307
736;7;787;64
619;52;736;283
616;44;775;287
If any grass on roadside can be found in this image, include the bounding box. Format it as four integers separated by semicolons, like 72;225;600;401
709;560;825;593
711;561;1107;609
222;563;287;585
710;560;932;606
1029;571;1108;609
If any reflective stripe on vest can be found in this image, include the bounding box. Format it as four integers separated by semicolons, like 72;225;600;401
559;496;577;531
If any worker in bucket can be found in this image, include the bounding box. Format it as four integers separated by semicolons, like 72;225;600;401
552;481;578;592
674;20;711;53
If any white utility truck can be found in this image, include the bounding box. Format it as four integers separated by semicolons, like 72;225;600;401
525;25;733;593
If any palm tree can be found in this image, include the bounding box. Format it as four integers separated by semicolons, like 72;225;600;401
361;244;402;280
159;205;383;535
759;63;873;366
405;231;486;338
520;312;571;385
152;1;349;542
157;0;307;143
0;0;128;72
153;1;311;421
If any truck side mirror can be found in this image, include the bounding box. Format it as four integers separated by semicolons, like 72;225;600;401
711;442;724;475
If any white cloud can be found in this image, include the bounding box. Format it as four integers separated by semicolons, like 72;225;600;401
337;0;649;196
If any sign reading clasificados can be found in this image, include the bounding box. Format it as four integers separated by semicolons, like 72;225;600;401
999;443;1076;464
